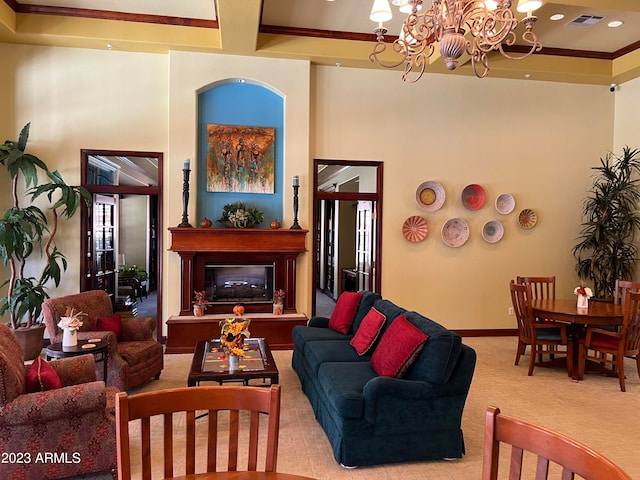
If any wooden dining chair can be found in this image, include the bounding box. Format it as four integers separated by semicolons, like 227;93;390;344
516;276;556;300
115;385;281;480
482;406;632;480
510;280;571;376
578;291;640;391
613;279;640;305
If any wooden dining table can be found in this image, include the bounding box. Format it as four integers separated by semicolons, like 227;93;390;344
165;472;317;480
531;298;624;379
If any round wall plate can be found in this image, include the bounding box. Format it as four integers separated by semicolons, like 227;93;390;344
482;220;504;243
518;209;538;229
416;181;445;212
461;184;486;210
441;218;470;248
402;216;429;243
495;193;515;215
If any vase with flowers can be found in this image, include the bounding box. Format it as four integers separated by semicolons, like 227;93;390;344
57;307;86;348
219;317;251;371
193;290;208;317
574;285;593;309
273;289;285;315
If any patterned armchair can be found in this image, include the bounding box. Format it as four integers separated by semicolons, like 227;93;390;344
42;290;163;391
0;323;118;479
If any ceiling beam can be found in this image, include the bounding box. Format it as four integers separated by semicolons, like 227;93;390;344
217;0;261;55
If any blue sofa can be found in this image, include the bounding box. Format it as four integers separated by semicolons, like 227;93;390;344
291;292;476;467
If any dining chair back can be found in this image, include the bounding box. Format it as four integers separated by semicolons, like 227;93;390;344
510;280;571;376
516;276;556;300
116;385;281;480
578;291;640;391
614;279;640;305
482;406;632;480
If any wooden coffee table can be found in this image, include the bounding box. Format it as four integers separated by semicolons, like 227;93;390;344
188;338;279;387
45;339;109;383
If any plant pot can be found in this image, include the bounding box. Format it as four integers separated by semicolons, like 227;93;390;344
13;324;46;361
273;303;283;315
193;304;205;317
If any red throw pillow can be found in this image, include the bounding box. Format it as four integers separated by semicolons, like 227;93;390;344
371;314;429;378
26;358;62;393
328;292;364;335
350;308;386;355
96;313;123;341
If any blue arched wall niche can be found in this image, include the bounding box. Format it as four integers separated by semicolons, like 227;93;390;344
197;82;284;227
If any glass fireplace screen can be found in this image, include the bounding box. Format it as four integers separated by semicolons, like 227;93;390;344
204;264;274;304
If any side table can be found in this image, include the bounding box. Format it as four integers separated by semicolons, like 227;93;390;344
45;339;109;383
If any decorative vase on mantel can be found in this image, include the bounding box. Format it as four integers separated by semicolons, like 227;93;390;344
193;304;205;317
273;303;283;315
577;295;589;309
62;326;78;348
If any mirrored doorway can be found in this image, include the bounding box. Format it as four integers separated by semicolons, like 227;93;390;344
80;150;163;340
313;159;383;317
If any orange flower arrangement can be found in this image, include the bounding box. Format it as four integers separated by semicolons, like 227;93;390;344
219;317;251;357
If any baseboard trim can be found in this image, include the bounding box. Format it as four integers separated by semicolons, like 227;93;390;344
453;329;517;337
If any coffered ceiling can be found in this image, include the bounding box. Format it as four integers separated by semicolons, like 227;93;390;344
1;0;639;84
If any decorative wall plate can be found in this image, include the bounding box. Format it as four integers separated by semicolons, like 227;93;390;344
518;208;538;229
461;184;486;210
482;220;504;243
415;181;445;212
441;218;470;248
402;216;429;243
495;193;515;215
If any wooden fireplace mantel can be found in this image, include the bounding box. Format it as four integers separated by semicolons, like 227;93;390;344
169;227;308;316
167;227;308;353
168;227;308;253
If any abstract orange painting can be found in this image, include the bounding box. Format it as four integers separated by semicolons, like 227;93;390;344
207;124;275;193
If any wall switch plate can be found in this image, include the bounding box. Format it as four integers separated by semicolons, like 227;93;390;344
508;307;514;316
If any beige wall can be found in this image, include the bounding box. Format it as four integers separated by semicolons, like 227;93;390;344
312;65;614;329
3;41;632;333
613;76;640;152
0;43;167;298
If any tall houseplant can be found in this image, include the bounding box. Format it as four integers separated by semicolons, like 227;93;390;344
0;123;91;358
573;146;640;301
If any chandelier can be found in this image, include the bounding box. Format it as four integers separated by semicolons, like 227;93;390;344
369;0;543;81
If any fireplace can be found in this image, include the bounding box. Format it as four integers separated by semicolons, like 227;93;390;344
166;227;308;353
168;227;308;315
205;264;275;304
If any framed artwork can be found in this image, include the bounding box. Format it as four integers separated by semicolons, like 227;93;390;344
206;124;275;193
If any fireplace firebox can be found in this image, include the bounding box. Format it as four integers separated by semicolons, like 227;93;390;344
205;264;275;304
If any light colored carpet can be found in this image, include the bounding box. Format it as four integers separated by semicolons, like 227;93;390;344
75;337;640;479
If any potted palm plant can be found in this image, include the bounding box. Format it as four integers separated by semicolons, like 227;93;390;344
573;146;640;301
0;123;91;359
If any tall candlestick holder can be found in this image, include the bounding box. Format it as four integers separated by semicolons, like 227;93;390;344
178;164;193;228
290;183;301;230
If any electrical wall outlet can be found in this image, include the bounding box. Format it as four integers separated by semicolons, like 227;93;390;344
508;307;514;316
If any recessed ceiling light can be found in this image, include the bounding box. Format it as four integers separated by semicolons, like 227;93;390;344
549;13;565;21
106;44;113;50
336;62;342;67
608;20;624;28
